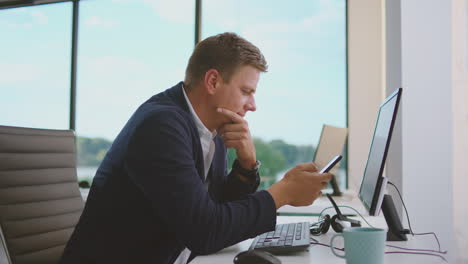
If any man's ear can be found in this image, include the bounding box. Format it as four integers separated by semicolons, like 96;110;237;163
204;69;221;95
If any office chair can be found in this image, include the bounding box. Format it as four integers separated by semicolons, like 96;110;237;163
0;125;84;264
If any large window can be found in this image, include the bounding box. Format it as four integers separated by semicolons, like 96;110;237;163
75;0;195;183
203;0;347;189
0;0;347;190
0;3;72;129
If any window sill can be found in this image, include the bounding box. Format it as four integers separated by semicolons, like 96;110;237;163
277;189;366;216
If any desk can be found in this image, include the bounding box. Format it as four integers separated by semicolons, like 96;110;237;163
191;216;446;264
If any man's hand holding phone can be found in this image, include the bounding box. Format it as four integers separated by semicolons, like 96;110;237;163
267;155;342;209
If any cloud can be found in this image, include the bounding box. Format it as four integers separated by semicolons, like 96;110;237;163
202;0;241;29
31;11;48;25
81;55;155;76
142;0;194;24
242;0;344;36
77;55;164;104
77;55;166;140
0;9;48;29
0;20;31;29
237;0;345;73
0;62;44;84
85;16;118;28
108;0;194;24
301;0;345;31
203;0;344;35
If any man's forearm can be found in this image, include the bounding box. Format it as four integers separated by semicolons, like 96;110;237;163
266;182;288;209
236;171;257;184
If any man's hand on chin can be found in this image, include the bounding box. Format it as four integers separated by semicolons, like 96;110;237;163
216;107;256;169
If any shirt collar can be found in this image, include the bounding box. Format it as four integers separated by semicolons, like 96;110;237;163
182;84;217;140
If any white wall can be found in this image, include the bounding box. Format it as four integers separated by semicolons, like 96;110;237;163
384;0;404;218
400;0;454;262
348;0;464;262
452;0;468;262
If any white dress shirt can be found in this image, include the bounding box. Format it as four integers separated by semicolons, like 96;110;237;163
174;85;217;264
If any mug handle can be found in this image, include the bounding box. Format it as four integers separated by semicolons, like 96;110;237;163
330;233;346;258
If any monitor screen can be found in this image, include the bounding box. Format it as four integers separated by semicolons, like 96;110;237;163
358;88;402;216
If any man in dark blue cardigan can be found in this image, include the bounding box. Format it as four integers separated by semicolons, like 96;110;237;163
61;33;331;264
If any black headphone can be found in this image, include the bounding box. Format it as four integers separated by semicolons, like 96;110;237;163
310;213;361;235
310;194;362;235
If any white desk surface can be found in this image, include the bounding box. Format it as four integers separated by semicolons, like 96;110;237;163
192;216;446;264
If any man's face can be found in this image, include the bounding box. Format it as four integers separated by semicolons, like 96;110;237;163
214;65;260;122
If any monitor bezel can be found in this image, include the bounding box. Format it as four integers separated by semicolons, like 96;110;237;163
358;88;402;216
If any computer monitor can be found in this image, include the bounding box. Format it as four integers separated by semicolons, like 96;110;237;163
358;88;407;241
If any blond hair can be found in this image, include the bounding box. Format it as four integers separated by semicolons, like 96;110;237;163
184;32;268;89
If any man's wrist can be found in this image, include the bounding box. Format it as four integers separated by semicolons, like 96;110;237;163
238;158;257;170
267;182;288;209
233;159;260;179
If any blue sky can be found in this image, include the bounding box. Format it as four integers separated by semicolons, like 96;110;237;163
0;0;346;146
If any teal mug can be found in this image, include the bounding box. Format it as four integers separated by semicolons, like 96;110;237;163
330;227;386;264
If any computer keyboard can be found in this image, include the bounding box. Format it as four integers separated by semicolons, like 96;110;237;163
249;222;310;254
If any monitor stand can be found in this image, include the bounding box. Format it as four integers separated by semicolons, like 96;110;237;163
381;194;407;241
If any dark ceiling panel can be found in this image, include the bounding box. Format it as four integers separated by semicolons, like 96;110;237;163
0;0;70;10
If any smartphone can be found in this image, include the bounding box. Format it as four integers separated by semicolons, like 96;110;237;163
319;155;343;173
